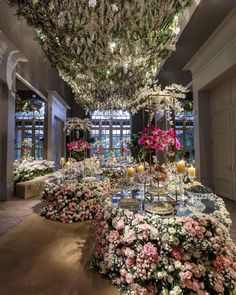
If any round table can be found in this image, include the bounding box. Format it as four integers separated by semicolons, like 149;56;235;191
93;189;236;295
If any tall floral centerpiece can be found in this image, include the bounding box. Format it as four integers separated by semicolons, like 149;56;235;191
138;125;180;185
64;117;92;160
67;139;91;161
138;125;180;152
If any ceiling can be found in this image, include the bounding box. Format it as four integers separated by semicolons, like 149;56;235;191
157;0;236;87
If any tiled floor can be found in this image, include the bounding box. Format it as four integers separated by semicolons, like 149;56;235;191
0;198;41;236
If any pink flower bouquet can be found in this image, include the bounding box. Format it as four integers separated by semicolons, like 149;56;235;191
67;139;91;152
138;125;181;152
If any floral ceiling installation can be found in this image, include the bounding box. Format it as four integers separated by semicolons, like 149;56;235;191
8;0;191;110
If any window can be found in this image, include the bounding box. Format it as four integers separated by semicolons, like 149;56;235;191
175;111;194;161
15;99;45;160
91;110;131;158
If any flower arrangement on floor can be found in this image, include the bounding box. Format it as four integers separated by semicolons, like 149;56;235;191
94;198;236;295
138;125;181;152
13;159;54;183
41;180;110;223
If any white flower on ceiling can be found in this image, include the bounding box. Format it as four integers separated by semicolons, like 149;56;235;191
88;0;97;8
108;42;117;53
58;11;67;27
111;4;119;12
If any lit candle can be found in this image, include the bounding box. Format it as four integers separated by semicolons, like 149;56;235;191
127;166;135;178
60;157;65;166
176;160;186;174
66;161;72;169
137;164;144;173
96;160;100;169
188;166;196;177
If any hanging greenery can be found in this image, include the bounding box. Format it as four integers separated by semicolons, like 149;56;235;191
8;0;191;110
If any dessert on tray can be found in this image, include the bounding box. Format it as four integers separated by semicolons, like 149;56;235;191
119;198;139;210
185;181;212;194
145;201;174;215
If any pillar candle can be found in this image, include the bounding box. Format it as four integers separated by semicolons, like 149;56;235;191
60;157;66;166
176;160;186;174
66;161;72;169
137;164;144;173
127;166;135;177
188;166;196;177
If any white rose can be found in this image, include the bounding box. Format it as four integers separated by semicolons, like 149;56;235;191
157;272;164;279
168;227;176;235
174;261;182;269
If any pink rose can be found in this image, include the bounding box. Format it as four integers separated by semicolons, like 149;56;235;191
214;282;224;293
170;248;182;260
180;271;192;281
125;258;134;268
125;273;133;284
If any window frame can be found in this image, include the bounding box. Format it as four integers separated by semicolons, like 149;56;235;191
90;110;132;157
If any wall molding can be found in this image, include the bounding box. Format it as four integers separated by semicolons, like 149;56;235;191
184;8;236;79
16;72;47;101
48;91;71;111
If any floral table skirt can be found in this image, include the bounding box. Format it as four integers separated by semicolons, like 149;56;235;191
41;179;110;223
94;195;236;295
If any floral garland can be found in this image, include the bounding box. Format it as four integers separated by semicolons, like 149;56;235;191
138;125;181;152
41;180;110;223
94;198;236;295
13;159;54;183
8;0;191;110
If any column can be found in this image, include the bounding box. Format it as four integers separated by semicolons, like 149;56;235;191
46;91;70;168
0;80;15;200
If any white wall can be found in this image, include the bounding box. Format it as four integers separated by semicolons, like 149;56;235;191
184;8;236;198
